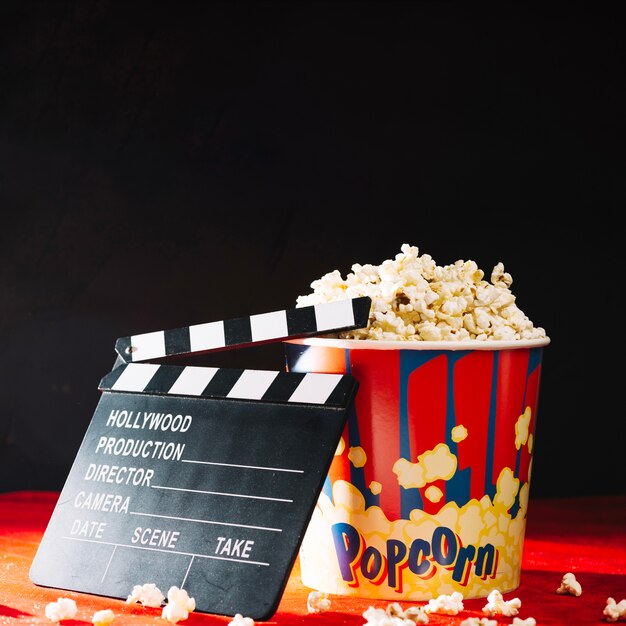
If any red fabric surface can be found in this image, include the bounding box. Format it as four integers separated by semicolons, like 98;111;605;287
1;491;624;625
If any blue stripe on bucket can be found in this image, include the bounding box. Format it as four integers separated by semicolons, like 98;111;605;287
445;352;472;507
484;350;499;501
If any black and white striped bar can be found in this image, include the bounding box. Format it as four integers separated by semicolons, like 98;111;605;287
99;363;358;407
114;296;371;364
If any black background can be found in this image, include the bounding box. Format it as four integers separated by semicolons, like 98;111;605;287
1;1;624;498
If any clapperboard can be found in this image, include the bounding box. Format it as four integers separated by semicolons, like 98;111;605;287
30;297;371;620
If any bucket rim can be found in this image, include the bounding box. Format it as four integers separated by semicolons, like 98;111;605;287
285;336;550;351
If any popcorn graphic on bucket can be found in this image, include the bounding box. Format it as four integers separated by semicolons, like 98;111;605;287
285;338;548;600
285;244;549;600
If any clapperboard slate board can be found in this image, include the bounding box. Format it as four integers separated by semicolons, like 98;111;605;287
30;297;371;620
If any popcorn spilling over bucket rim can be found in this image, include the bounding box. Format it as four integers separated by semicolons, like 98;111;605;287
295;244;548;343
286;336;550;351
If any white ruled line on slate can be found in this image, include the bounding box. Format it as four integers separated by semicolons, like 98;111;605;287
180;555;195;590
181;459;304;473
129;510;283;533
101;545;117;583
61;536;270;567
151;485;293;503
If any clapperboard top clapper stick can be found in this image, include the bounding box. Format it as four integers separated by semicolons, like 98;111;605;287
115;296;371;363
30;296;371;621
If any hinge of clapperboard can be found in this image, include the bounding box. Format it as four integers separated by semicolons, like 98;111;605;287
103;296;371;403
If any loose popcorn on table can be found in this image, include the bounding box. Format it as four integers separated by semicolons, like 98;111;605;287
556;572;582;596
423;591;464;615
482;589;521;617
296;244;546;342
604;597;626;622
228;614;255;626
460;618;497;626
92;608;115;626
126;582;165;607
161;603;189;624
307;590;331;613
512;618;537;626
166;586;196;612
403;606;429;624
362;604;428;625
45;597;78;622
161;586;196;623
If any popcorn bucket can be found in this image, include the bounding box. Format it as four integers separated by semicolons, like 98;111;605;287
284;336;550;601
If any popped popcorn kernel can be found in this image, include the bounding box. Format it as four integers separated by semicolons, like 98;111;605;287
491;262;513;288
92;608;115;626
386;602;405;617
424;591;464;615
513;618;537;626
482;589;521;617
307;590;331;614
45;597;78;622
161;586;195;623
166;586;195;612
362;602;429;625
556;572;582;596
296;244;546;342
229;614;255;626
362;606;399;625
460;618;497;626
604;597;626;622
126;582;165;607
403;606;429;624
161;603;189;624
